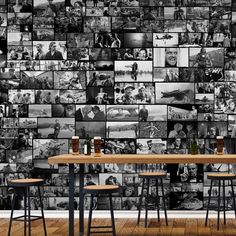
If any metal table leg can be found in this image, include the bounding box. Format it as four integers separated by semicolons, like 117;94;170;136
69;164;75;236
79;163;85;236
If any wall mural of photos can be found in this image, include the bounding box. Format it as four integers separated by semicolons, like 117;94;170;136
1;0;236;211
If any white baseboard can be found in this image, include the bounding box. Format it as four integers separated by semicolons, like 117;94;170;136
0;210;235;219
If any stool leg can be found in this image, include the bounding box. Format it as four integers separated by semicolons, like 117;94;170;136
87;194;94;236
137;178;145;225
217;180;221;230
38;186;47;236
156;178;160;222
7;191;16;236
160;178;168;226
205;180;213;226
145;178;150;228
230;180;236;219
24;189;27;236
223;180;226;225
27;187;31;236
109;193;116;236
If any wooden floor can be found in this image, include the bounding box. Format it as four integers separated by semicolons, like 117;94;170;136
1;218;236;236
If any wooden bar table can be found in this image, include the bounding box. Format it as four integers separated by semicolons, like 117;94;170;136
48;153;236;236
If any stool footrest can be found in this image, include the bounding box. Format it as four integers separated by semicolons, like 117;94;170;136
91;226;112;228
12;215;43;222
90;231;113;234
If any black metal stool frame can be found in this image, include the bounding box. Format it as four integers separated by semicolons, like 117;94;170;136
205;179;236;230
85;188;118;236
8;185;47;236
137;177;168;227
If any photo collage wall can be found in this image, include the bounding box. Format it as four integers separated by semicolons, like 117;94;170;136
1;0;236;211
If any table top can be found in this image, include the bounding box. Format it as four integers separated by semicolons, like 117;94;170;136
48;153;236;164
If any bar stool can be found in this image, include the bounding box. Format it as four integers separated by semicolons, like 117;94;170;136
8;178;47;236
205;173;236;230
84;185;119;236
137;172;168;227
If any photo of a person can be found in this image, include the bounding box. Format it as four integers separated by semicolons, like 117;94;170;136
168;123;186;138
139;105;148;122
45;0;58;17
35;43;45;60
53;119;61;138
192;48;213;68
165;48;178;67
45;42;64;60
116;84;135;105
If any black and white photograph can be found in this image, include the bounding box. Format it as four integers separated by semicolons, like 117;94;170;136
38;118;75;138
84;17;111;33
198;121;228;138
29;104;51;117
115;61;152;82
35;90;59;104
153;68;179;82
19;117;37;128
33;41;67;60
186;20;208;32
115;83;155;104
34;0;65;17
139;105;167;121
7;32;32;46
169;163;203;183
195;94;214;104
20;71;53;89
137;139;167;154
0;68;20;89
5;104;28;117
33;139;68;159
86;87;114;104
168;105;198;121
154;48;189;67
167;138;187;154
87;71;114;86
153;33;178;47
8;89;35;104
155;83;194;104
75;105;105;121
104;139;136;154
168;121;197;138
139;121;167;138
106;122;138;139
76;121;106;138
99;173;122;187
189;47;224;67
59;90;86;103
54;71;86;90
8;45;33;60
107;105;138;121
123;33;152;48
170;192;203;210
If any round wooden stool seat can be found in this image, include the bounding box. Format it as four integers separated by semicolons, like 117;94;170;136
84;185;119;194
9;178;45;187
139;172;167;178
207;173;236;180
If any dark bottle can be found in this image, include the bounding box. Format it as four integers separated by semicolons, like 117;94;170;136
191;136;198;155
84;135;91;155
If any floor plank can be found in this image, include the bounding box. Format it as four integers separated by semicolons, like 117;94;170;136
1;218;236;235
